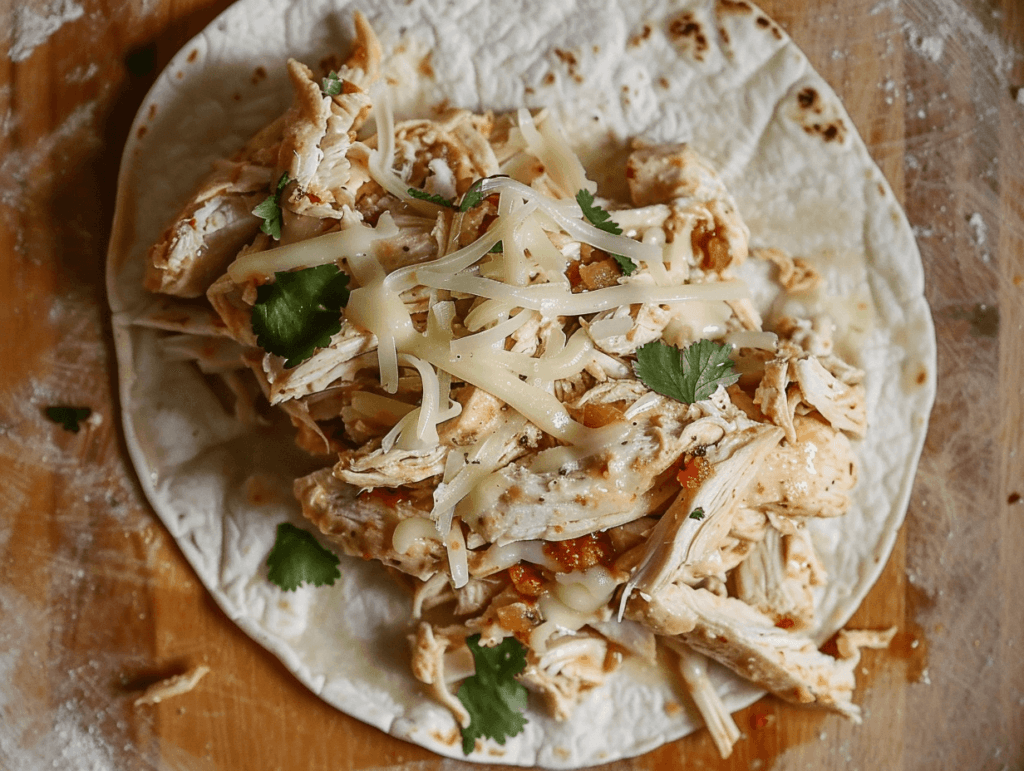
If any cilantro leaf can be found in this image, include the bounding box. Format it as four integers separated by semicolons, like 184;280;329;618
321;70;342;96
611;252;638;275
576;189;637;275
576;189;622;236
457;634;528;755
253;172;290;240
634;339;739;404
408;178;496;212
266;522;341;591
489;240;503;253
251;264;350;368
459;178;488;212
45;406;91;433
408;187;455;208
689;507;706;521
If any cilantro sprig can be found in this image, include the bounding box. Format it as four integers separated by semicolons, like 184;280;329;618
634;339;739;404
45;406;92;433
575;189;637;275
458;178;488;212
252;172;290;240
457;634;528;755
251;264;350;368
408;188;455;208
407;177;493;212
689;507;706;521
321;70;343;96
266;522;341;591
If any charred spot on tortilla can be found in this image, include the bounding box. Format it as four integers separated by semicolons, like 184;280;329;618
754;15;784;39
790;85;849;143
668;13;710;60
718;0;753;13
629;24;654;47
418;51;435;79
553;48;583;83
797;87;820;110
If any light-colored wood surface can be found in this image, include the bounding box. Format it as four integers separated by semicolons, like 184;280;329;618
1;0;1021;769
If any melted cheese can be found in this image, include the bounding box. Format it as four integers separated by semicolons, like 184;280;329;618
392;516;441;554
350;392;415;423
475;177;662;264
553;566;617;614
446;517;469;589
725;330;779;351
416;273;748;315
516;108;596;199
227;213;399;282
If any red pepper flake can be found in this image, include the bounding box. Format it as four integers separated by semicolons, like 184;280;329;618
775;617;796;630
543;531;616;572
508;563;545;597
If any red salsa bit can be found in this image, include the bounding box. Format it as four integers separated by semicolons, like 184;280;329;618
543;531;616;572
508;563;545;597
357;487;410;508
676;454;711;490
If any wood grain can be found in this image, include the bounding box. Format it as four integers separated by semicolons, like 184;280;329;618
0;1;1021;769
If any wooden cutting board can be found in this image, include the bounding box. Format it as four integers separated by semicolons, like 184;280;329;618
1;0;1022;769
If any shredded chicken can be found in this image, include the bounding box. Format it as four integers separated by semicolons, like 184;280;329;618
732;525;825;630
627;583;877;720
661;638;741;758
519;633;609;721
295;468;443;580
410;623;473;727
753;247;822;294
134;665;211;707
625;418;785;597
146;161;274;298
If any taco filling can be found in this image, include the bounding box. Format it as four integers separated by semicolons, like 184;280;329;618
138;14;894;758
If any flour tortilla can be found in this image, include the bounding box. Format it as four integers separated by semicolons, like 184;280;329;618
107;0;936;765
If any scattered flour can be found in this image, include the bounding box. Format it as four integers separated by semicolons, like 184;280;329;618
878;0;1018;87
968;212;987;246
8;0;86;63
0;591;120;771
66;62;100;83
0;99;97;211
909;32;945;62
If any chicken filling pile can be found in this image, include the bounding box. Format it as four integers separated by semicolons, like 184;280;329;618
140;15;894;758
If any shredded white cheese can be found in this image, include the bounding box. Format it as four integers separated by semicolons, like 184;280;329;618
226;213;399;282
